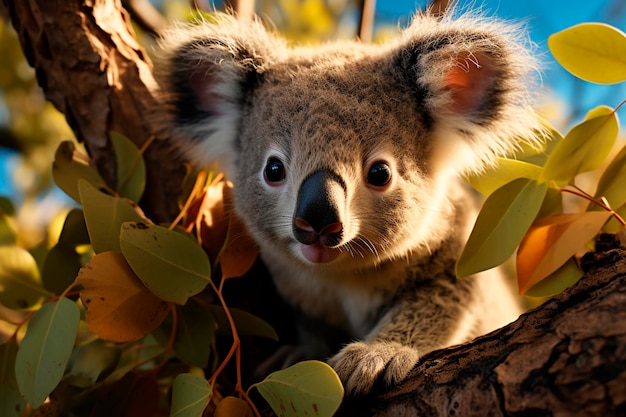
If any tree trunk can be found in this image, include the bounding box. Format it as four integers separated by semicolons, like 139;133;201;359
2;0;184;223
337;247;626;417
3;1;626;416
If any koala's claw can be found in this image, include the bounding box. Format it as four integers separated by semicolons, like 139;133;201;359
327;341;419;397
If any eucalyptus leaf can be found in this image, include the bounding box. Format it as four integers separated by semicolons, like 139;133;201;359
456;178;547;278
517;211;612;294
465;158;543;196
119;222;211;305
540;106;619;184
0;196;15;215
515;121;564;166
0;214;16;246
110;131;146;203
15;298;80;408
52;141;108;203
154;301;216;368
0;341;25;417
0;245;50;310
58;209;90;247
524;258;583;298
214;396;253;417
209;305;278;341
169;373;211;417
592;142;626;212
254;360;344;417
548;23;626;84
79;180;145;253
41;244;82;295
66;340;121;388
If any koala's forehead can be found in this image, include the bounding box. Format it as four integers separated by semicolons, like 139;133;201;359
240;53;431;162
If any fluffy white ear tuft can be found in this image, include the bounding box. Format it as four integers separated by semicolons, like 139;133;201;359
397;12;543;174
154;15;283;179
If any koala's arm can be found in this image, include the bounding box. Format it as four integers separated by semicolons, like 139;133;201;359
329;270;478;396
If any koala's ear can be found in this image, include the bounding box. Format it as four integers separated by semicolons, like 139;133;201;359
396;13;540;172
155;15;282;178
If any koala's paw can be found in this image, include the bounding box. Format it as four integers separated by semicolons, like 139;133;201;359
327;341;419;397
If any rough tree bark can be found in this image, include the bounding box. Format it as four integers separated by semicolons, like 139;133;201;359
337;247;626;416
3;1;626;416
2;0;184;223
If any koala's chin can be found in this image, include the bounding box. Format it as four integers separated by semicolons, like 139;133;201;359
156;8;540;396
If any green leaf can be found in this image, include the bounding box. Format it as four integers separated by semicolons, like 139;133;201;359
254;360;344;417
154;300;215;368
537;190;563;221
603;202;626;234
548;23;626;84
209;305;278;341
66;340;121;388
15;298;80;408
110;131;146;203
465;158;543;196
515;121;564;166
169;373;211;417
0;246;51;310
119;222;211;305
592;142;626;212
456;178;547;278
79;180;145;254
41;245;82;295
524;258;583;298
0;214;16;246
540;106;619;183
57;209;90;247
0;196;15;216
0;341;25;417
52;141;108;203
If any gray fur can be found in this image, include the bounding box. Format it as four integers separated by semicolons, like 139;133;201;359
156;10;540;396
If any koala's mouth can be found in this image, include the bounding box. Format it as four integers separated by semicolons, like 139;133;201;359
300;242;342;264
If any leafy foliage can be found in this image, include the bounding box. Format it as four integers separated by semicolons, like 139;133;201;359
458;22;626;297
0;132;342;417
252;361;344;417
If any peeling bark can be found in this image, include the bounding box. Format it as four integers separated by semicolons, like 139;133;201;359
2;0;184;222
337;248;626;417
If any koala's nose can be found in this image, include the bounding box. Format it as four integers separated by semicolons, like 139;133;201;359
293;170;345;247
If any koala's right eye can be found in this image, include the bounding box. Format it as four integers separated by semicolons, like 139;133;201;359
264;157;286;185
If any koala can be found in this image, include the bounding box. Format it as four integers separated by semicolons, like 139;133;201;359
155;9;540;396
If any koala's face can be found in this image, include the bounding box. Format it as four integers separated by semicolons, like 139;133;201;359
157;13;540;269
234;56;439;268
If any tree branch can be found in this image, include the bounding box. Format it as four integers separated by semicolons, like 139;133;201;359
337;247;626;416
2;0;184;222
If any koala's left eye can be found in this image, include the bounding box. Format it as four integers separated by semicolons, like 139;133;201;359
367;162;392;188
264;157;286;184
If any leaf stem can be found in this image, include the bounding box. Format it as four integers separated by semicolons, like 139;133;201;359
560;185;626;227
206;279;261;417
169;169;209;231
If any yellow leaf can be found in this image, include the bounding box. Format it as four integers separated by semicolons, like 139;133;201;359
465;158;543;196
516;211;611;294
548;23;626;84
540;106;619;183
77;252;170;342
215;396;254;417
